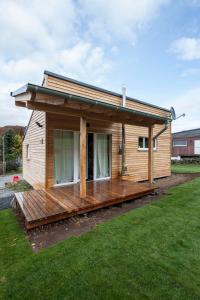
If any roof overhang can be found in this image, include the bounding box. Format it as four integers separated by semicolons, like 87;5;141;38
11;84;170;127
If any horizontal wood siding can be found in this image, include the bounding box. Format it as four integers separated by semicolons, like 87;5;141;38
125;124;171;181
46;76;171;185
23;111;46;188
46;75;168;117
46;113;121;187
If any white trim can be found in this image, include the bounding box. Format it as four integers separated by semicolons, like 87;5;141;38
138;136;157;150
173;140;187;147
54;181;76;187
94;176;111;181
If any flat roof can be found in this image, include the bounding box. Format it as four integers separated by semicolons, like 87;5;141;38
44;70;170;113
173;128;200;138
11;83;169;126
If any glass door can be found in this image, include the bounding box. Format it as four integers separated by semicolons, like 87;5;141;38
54;130;74;185
94;133;111;179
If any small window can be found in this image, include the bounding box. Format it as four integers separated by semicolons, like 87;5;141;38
26;144;30;159
173;140;187;147
139;137;143;149
138;137;157;150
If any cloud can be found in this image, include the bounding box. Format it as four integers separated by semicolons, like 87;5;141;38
167;87;200;132
0;1;114;126
78;0;170;44
0;0;171;126
170;37;200;60
0;0;78;59
0;41;112;126
0;81;32;126
0;42;112;85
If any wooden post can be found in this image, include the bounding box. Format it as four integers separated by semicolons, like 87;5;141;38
80;117;87;198
148;126;154;184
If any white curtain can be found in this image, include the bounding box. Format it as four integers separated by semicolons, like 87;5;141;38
96;134;110;178
54;130;74;184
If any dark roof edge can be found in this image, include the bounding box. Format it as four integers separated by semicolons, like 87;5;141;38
44;70;170;113
11;83;169;123
173;128;200;135
10;84;29;97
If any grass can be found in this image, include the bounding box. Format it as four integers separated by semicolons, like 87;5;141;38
5;180;32;192
1;178;200;299
172;163;200;174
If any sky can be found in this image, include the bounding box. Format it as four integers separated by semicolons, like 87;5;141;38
1;0;200;132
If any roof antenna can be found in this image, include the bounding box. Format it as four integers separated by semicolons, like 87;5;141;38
170;107;185;121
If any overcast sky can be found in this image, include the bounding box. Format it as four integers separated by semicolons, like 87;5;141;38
1;0;200;132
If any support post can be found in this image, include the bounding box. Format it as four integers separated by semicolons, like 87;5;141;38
80;117;87;198
148;126;154;184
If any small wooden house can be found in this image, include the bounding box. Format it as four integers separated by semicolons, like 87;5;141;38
11;71;171;228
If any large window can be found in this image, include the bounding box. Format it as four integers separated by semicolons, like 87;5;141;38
173;140;187;147
138;137;156;150
95;134;111;179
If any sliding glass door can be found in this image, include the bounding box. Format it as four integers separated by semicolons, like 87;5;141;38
54;130;111;185
94;134;111;179
54;130;79;185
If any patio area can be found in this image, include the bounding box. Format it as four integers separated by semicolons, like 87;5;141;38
15;179;157;229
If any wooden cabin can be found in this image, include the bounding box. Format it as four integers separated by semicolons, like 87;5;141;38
11;71;171;229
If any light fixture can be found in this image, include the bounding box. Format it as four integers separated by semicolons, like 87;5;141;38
35;121;43;128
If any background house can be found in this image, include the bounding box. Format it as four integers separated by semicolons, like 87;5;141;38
172;128;200;158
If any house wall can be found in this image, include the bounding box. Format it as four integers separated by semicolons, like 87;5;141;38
23;111;46;188
44;75;171;187
172;136;200;157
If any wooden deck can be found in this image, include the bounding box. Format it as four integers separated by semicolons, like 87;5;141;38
15;179;157;229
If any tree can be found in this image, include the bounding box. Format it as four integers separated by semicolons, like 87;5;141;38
4;129;16;161
12;134;22;159
0;137;2;162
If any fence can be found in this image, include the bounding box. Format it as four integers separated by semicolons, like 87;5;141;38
0;187;15;210
0;159;22;175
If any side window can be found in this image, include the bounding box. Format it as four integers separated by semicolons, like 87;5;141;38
173;140;187;147
138;137;143;149
26;144;30;159
138;137;157;150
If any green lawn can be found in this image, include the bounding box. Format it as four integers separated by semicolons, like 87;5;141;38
172;163;200;174
1;178;200;299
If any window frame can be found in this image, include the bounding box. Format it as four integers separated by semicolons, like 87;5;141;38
138;136;157;151
173;139;187;147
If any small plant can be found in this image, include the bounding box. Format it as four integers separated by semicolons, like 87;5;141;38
6;180;32;192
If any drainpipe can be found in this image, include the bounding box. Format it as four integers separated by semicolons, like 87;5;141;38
153;121;169;140
121;86;127;176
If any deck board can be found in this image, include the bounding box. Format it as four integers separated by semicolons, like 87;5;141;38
15;179;157;229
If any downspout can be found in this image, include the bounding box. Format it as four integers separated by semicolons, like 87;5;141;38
153;121;169;140
121;86;127;175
